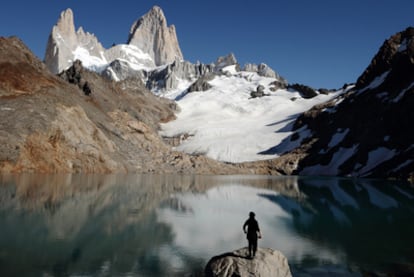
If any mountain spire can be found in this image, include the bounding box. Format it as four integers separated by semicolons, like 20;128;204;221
44;8;105;74
127;6;183;66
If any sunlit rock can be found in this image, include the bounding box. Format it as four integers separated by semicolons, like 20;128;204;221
205;247;292;277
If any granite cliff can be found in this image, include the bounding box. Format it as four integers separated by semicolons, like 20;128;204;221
127;5;183;66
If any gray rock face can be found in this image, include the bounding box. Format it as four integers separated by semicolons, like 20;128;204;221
104;44;156;69
187;73;215;93
243;62;282;79
214;53;239;72
127;6;183;66
44;8;105;74
146;59;214;92
102;59;148;81
251;84;266;98
205;247;292;277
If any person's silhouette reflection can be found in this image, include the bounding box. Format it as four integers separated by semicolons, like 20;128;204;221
243;211;262;258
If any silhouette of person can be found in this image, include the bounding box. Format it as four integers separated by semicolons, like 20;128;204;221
243;211;262;258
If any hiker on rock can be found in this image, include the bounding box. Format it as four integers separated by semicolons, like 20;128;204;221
243;211;262;258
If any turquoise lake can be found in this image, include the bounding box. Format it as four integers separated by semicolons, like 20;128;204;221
0;174;413;276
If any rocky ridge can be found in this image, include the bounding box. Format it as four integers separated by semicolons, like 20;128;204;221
271;27;414;179
44;7;286;93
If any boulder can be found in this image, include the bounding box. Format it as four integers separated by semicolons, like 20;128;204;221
187;73;215;93
205;248;292;277
250;85;266;98
288;83;318;99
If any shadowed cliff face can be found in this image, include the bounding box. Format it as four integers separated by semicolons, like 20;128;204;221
271;27;414;180
0;37;248;174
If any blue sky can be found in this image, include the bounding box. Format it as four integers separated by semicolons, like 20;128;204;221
1;1;413;88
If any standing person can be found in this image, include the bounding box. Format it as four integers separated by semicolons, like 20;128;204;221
243;211;262;258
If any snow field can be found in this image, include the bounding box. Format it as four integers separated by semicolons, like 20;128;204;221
161;71;343;163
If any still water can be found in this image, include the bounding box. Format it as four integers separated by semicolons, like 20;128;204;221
0;174;414;276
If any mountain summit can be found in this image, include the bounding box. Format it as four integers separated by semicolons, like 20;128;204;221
44;8;105;74
44;6;183;74
127;6;183;66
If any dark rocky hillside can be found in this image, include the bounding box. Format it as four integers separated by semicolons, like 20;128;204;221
276;27;414;180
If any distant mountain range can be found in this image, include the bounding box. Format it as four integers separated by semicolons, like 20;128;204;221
0;6;412;180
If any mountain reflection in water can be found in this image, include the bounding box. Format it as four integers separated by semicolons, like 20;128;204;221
0;174;413;276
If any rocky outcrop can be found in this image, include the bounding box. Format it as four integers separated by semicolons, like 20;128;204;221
205;248;292;277
271;27;414;180
102;59;148;82
146;59;214;92
127;6;183;66
287;83;318;99
250;85;266;98
243;63;281;79
58;60;93;95
214;53;239;72
44;8;105;74
187;73;215;93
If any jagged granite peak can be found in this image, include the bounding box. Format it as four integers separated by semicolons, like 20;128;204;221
44;8;105;74
127;6;183;66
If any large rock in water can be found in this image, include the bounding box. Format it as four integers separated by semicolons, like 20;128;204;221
205;248;292;277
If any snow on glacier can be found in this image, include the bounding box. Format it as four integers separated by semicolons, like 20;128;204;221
160;71;344;163
71;46;108;72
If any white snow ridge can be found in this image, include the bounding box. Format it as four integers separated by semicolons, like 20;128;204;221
160;71;343;163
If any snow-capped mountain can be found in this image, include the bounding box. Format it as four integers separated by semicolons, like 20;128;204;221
44;6;181;81
42;6;413;179
44;6;283;94
44;8;107;74
277;27;414;178
44;6;333;162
